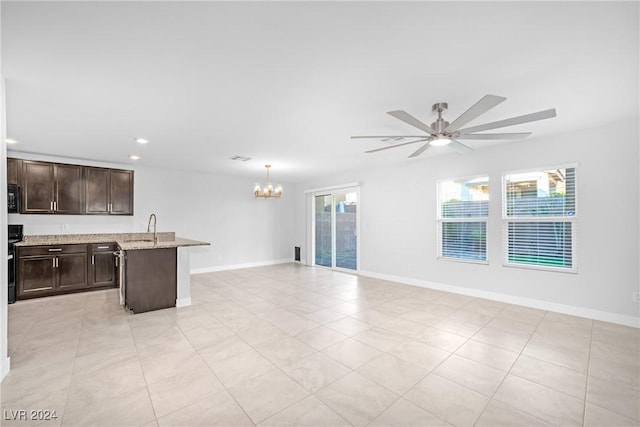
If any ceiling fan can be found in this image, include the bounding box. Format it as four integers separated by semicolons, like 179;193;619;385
352;95;556;158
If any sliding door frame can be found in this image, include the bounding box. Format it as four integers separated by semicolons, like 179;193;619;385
309;185;360;273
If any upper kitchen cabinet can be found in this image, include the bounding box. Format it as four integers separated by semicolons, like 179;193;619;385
85;167;134;215
55;164;85;214
7;157;21;186
22;160;83;214
7;157;134;215
110;169;134;215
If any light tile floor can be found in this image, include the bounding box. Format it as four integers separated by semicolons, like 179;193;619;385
2;263;639;426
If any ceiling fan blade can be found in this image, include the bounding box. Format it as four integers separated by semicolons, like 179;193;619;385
445;94;506;132
408;143;431;158
387;110;438;135
364;139;427;154
457;132;532;140
351;135;427;139
457;108;557;134
448;139;473;154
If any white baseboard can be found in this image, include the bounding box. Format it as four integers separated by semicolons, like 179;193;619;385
359;269;640;328
176;297;192;308
1;356;10;382
191;259;292;274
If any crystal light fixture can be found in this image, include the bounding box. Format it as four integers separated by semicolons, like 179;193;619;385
254;164;283;199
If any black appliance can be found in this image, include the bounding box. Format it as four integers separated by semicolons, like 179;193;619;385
8;185;20;214
8;224;23;304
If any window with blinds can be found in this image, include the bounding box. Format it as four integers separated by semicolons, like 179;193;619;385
437;176;489;263
503;166;577;272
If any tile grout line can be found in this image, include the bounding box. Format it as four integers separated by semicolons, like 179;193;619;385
9;266;637;427
470;307;548;427
168;316;258;427
59;296;89;427
195;303;314;426
360;295;491;426
581;319;595;427
127;305;163;427
237;299;356;426
200;274;405;426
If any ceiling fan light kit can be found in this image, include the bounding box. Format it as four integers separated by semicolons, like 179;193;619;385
352;94;557;158
430;136;452;146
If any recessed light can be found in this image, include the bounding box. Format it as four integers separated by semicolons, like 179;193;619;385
129;155;140;160
6;138;19;144
135;138;149;144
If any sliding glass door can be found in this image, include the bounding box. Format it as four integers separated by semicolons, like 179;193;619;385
314;189;358;271
315;195;333;267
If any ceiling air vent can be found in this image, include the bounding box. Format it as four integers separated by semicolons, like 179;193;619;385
230;155;252;162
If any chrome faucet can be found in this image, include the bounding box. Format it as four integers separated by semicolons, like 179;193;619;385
147;213;157;245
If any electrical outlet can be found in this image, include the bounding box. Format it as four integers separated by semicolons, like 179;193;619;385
633;292;640;304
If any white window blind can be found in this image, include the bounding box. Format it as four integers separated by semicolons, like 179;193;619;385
503;166;577;272
437;176;489;263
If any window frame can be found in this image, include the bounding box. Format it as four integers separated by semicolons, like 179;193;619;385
501;164;578;274
436;174;490;265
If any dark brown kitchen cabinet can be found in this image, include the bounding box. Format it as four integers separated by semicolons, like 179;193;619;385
21;161;53;213
55;164;84;214
17;244;88;299
125;247;177;314
57;253;89;291
7;157;20;186
18;256;56;296
85;167;134;215
88;243;117;288
21;160;83;214
110;169;134;215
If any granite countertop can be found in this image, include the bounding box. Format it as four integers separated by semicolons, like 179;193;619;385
15;232;210;251
117;236;209;250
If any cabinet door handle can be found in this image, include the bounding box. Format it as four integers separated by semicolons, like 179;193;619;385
54;201;57;211
97;246;109;249
50;201;54;211
56;257;59;268
48;248;63;252
115;256;119;267
91;255;95;264
108;203;112;212
52;258;55;268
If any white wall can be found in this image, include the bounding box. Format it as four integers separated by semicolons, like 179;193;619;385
7;152;296;271
294;119;640;326
1;70;11;380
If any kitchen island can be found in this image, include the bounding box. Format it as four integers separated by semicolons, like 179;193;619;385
15;232;209;312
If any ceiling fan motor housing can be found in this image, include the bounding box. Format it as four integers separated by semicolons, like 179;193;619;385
431;103;450;134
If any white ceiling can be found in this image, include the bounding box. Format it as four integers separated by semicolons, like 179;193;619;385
2;1;638;183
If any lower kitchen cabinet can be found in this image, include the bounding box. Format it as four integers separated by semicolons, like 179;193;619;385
124;247;176;314
17;243;116;299
17;254;87;297
18;256;56;296
88;243;117;288
57;253;88;291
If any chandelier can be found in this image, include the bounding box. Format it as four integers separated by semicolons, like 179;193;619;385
253;164;283;199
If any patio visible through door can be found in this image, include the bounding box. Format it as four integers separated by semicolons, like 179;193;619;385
314;189;358;271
